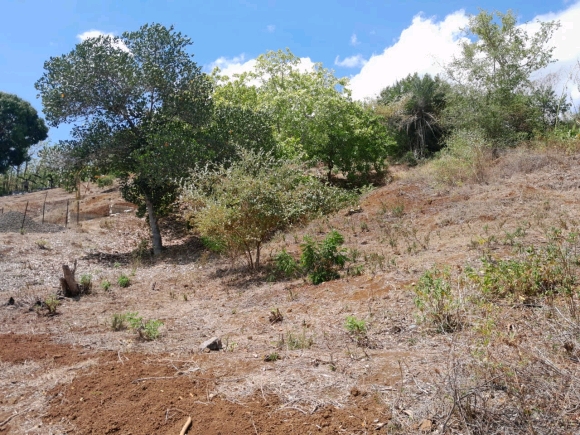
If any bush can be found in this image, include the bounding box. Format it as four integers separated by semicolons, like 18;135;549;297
96;174;115;188
272;249;300;278
117;312;163;340
468;230;578;300
300;230;348;285
414;267;461;332
101;280;111;291
117;274;130;288
181;149;357;269
433;129;492;185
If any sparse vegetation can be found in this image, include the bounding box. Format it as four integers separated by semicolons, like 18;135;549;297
117;274;130;288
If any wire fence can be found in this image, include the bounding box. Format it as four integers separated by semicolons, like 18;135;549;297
0;191;134;233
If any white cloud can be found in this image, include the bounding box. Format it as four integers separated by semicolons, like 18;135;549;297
77;29;114;41
349;11;469;100
349;2;580;103
207;53;316;79
207;54;257;77
76;29;129;52
350;33;359;46
335;54;367;68
267;24;276;33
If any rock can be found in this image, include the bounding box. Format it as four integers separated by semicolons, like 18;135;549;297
199;337;222;351
419;419;432;432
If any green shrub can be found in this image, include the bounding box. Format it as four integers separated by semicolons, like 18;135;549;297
44;295;60;315
181;149;357;269
301;230;347;285
117;274;130;288
96;174;115;188
101;280;111;291
273;249;299;278
345;315;367;335
414;267;461;333
116;312;163;340
468;231;578;299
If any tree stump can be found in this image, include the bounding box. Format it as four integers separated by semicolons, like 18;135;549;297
60;260;80;297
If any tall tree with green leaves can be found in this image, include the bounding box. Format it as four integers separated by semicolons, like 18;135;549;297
217;49;392;181
0;92;48;173
444;10;560;144
35;23;213;255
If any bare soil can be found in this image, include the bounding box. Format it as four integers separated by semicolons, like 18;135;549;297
1;148;580;434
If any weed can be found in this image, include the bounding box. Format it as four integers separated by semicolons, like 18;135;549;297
140;319;163;340
391;204;405;218
119;312;163;340
345;315;367;335
43;295;60;315
273;249;299;278
285;329;314;350
264;352;280;362
414;267;462;333
36;239;49;250
132;238;151;260
301;230;347;285
101;280;111;291
117;274;130;288
113;261;121;268
79;274;92;293
111;313;127;331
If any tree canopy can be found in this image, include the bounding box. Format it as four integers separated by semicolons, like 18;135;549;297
35;23;213;255
443;10;560;144
0;92;48;173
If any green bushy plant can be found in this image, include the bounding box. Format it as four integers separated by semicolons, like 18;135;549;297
96;174;115;188
301;230;348;285
117;274;130;288
181;149;357;270
414;267;461;333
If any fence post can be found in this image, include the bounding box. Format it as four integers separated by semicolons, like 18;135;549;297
21;201;29;231
65;199;69;228
42;191;48;224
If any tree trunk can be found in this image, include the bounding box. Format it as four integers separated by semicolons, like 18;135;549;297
144;194;163;256
255;243;261;269
327;162;334;183
60;261;80;297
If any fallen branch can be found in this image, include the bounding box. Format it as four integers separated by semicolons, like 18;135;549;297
179;416;192;435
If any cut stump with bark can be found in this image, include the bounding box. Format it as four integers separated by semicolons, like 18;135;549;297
60;260;80;297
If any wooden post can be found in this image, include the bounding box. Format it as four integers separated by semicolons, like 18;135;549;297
42;191;48;224
21;201;29;231
65;199;69;228
77;200;80;225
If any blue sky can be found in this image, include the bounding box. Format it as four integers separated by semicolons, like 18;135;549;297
2;0;580;143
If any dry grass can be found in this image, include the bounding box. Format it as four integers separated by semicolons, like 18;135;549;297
1;146;580;433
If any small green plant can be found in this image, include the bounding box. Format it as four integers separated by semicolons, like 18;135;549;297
345;315;367;335
301;230;348;285
273;249;299;278
113;261;121;268
345;315;369;346
285;329;314;350
140;319;163;340
111;313;127;331
36;239;49;250
414;267;461;333
43;295;60;315
269;308;284;323
117;274;130;288
391;204;405;218
101;280;111;291
132;238;151;260
120;312;163;340
79;274;92;293
264;352;280;362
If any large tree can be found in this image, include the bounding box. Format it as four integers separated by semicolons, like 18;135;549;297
36;23;213;255
444;10;560;144
213;49;393;181
0;92;48;173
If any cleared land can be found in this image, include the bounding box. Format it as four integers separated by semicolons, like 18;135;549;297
1;148;580;434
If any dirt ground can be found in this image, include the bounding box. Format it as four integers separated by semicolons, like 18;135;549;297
1;148;580;434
